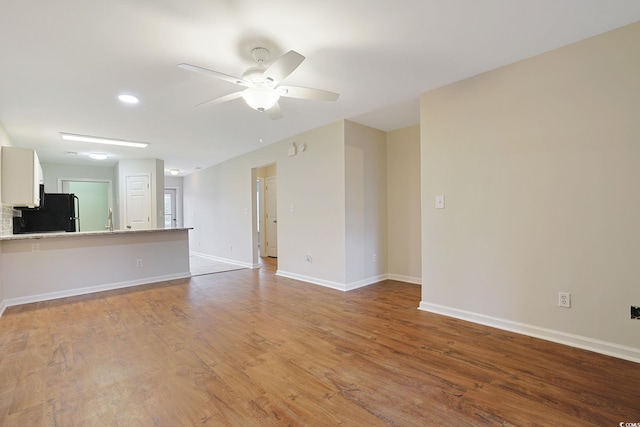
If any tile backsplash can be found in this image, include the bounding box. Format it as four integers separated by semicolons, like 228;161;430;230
1;204;18;236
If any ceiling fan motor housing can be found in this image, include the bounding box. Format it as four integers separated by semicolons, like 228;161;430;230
251;47;269;64
242;66;273;85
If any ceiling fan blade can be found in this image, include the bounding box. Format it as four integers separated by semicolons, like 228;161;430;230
196;91;243;107
178;63;248;87
265;102;283;120
263;50;305;83
278;85;339;101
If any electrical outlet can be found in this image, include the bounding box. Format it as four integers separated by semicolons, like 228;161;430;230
631;306;640;319
31;243;39;252
558;292;571;308
305;255;312;264
372;253;377;262
136;259;142;267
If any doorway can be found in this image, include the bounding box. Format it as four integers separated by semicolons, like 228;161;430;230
164;188;177;228
253;163;277;266
60;179;112;232
256;178;263;254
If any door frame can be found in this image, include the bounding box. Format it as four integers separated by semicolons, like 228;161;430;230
251;164;277;268
59;178;113;231
58;178;113;211
164;188;178;228
264;175;278;257
256;178;264;254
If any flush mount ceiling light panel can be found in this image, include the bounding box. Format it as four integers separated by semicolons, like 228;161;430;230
118;94;139;104
60;132;149;148
89;153;108;160
169;169;180;175
178;47;339;120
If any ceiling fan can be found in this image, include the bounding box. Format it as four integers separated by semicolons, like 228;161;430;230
178;47;339;119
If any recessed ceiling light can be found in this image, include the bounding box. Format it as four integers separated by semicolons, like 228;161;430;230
60;132;148;148
89;153;108;160
118;94;139;104
169;169;180;176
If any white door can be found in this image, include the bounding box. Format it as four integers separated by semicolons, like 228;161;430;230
125;175;151;230
265;176;277;257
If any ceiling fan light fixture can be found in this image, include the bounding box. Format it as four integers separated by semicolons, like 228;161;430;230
241;87;280;112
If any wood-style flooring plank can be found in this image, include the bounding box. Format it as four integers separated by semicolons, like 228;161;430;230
1;257;638;426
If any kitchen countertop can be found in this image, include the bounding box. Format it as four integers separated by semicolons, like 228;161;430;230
0;227;192;241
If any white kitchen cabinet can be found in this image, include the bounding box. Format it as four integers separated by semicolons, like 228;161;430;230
1;146;43;207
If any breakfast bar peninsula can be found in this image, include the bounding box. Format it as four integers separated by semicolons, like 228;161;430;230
0;228;191;311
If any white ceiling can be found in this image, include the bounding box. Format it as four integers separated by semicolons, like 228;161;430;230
1;1;639;175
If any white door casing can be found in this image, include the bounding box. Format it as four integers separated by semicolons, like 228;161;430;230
265;176;277;257
125;175;151;230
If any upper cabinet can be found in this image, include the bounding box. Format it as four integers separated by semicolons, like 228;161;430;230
1;146;43;208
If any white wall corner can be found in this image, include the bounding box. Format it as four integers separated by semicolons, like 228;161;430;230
276;271;390;292
419;302;640;364
276;270;349;292
190;251;255;269
388;274;422;285
345;274;389;291
0;299;6;318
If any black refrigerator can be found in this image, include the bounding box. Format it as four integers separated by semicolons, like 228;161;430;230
14;193;80;233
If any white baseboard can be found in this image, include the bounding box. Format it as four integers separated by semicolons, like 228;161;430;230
388;274;421;285
3;272;192;309
275;271;390;292
190;251;255;269
419;302;640;364
276;270;348;291
346;274;389;291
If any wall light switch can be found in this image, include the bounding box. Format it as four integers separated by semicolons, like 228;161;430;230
435;195;445;209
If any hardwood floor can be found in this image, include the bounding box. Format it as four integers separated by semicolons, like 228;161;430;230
1;258;638;426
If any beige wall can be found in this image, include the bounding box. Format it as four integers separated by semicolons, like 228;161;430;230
117;159;165;229
420;22;640;360
344;120;388;287
257;164;276;179
185;121;348;285
0;123;14;235
41;162;115;193
184;119;421;290
387;125;421;283
0;121;11;312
